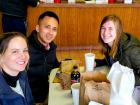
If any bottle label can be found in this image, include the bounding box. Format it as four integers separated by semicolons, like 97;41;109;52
71;80;78;84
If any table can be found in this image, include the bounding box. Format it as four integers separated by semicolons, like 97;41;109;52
48;83;73;105
48;67;84;105
48;66;110;105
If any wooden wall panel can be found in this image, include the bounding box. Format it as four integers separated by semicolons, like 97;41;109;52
77;8;98;46
59;8;77;46
1;4;140;46
1;4;140;64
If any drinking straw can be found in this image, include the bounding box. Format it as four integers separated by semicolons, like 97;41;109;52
90;45;92;53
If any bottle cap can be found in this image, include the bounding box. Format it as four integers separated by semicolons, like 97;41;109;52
73;65;78;68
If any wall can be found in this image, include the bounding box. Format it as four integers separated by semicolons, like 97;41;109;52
1;4;140;65
27;4;140;49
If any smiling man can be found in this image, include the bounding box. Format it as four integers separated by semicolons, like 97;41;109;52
27;11;60;105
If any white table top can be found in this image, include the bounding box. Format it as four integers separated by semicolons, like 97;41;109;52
48;68;73;105
48;66;111;105
48;83;73;105
48;67;84;105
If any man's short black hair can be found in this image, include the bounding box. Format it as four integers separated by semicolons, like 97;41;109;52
38;11;59;24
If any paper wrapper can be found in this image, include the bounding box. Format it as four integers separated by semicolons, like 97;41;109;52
79;71;110;105
53;60;80;89
60;60;79;74
85;81;110;105
59;73;71;90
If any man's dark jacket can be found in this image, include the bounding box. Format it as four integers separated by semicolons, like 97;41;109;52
27;30;60;103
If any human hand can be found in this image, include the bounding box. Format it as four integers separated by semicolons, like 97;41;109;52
94;61;96;68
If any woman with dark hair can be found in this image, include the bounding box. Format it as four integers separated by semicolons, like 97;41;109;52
96;14;140;104
0;32;34;105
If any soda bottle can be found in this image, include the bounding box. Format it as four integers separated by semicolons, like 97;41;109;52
71;65;80;84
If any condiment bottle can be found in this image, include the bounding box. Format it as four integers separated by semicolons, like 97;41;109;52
71;65;80;84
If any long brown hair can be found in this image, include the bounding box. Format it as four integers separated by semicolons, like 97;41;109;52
98;14;123;58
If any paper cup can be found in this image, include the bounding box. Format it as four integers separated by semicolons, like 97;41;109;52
71;83;80;105
85;53;95;71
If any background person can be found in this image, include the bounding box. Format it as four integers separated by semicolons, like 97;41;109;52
27;11;60;104
0;32;34;105
1;0;46;35
95;14;140;105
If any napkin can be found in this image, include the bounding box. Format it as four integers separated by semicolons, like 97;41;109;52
88;101;103;105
